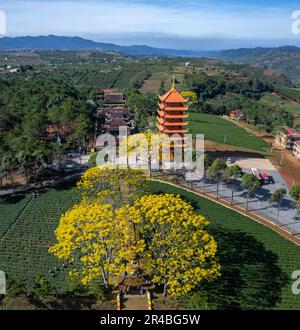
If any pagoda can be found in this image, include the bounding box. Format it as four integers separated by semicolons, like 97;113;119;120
95;90;134;138
157;78;188;148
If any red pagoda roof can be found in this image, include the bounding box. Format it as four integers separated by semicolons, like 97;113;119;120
159;88;187;104
157;110;188;119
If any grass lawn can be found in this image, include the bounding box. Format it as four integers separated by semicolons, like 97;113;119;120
188;113;270;153
148;181;300;310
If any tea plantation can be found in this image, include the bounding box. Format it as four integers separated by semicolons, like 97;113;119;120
0;182;299;309
0;187;80;291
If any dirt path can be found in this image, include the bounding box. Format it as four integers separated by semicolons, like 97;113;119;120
122;295;148;310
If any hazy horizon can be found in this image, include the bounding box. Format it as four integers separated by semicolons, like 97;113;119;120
1;0;300;50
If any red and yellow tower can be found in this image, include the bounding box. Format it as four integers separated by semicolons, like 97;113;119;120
157;79;189;148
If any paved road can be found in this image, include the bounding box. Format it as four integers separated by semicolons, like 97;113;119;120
184;169;300;237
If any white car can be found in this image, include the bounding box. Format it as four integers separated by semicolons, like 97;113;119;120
226;157;232;164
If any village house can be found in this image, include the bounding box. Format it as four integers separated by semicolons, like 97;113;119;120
293;141;300;160
275;127;300;150
229;109;243;120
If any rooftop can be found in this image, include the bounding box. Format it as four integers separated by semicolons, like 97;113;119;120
104;93;125;105
159;82;188;104
284;126;300;138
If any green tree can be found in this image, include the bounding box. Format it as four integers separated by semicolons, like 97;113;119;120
269;188;287;226
32;275;53;299
241;173;261;211
224;165;242;204
202;154;213;193
208;158;227;199
1;153;17;190
6;278;26;299
289;184;300;235
131;194;220;297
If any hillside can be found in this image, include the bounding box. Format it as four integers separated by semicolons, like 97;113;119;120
1;36;300;84
215;46;300;85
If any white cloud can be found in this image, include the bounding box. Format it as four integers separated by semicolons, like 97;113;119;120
0;0;296;39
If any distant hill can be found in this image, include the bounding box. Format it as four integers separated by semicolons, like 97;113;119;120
0;35;208;57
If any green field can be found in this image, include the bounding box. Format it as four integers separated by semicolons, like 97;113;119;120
1;182;299;309
0;187;80;291
188;113;270;152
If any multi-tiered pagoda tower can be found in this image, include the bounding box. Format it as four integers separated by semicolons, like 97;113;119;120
157;79;188;148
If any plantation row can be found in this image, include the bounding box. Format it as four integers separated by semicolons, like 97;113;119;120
189;113;270;153
0;188;80;291
0;194;32;237
148;182;300;310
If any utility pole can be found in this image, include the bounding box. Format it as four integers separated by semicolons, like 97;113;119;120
280;153;284;166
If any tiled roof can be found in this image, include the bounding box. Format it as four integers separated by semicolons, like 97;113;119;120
104;93;125;104
284;126;300;138
159;88;187;103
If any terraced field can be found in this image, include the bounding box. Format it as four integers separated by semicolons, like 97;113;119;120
189;113;270;153
139;71;167;93
139;71;185;94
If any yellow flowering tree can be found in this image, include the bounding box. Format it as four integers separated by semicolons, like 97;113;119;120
119;132;169;177
131;194;220;297
77;165;147;208
181;91;198;103
49;202;145;288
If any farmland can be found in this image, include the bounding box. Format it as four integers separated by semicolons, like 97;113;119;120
0;187;80;291
0;182;299;309
188;113;270;153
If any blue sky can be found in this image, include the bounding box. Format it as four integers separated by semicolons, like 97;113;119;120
1;0;300;50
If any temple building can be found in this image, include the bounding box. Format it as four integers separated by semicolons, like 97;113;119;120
157;79;189;148
96;90;134;138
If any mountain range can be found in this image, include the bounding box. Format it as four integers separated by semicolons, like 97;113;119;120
1;35;300;83
0;35;209;57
